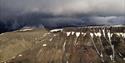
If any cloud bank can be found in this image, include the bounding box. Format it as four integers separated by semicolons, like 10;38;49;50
0;0;125;33
0;0;125;16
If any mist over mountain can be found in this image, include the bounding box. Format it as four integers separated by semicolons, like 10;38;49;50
0;12;125;33
0;0;125;33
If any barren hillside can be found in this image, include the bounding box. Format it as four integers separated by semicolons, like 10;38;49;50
0;28;48;62
0;26;125;63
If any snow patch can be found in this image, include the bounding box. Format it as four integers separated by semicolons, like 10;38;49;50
100;53;103;57
123;58;125;60
50;29;63;32
119;33;125;38
71;32;75;35
66;61;69;63
54;34;56;36
76;32;80;37
0;33;5;35
102;29;106;37
49;38;53;41
90;33;94;38
115;33;125;38
63;42;66;51
115;33;121;36
112;25;124;27
107;32;111;40
43;44;47;47
66;32;71;36
111;33;113;37
18;54;22;57
110;55;113;61
123;33;125;38
19;29;32;31
119;53;122;57
95;32;101;37
82;33;86;36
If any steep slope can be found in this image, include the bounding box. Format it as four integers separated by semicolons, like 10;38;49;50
1;26;125;63
0;28;48;62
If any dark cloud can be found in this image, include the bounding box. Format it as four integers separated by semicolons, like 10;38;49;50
0;0;125;16
0;13;124;31
0;0;125;33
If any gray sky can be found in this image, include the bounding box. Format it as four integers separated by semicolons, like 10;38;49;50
0;0;125;16
0;0;125;26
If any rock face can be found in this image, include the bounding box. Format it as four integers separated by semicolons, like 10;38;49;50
2;26;125;63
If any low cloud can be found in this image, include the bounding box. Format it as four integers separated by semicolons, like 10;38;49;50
87;16;125;24
0;0;125;16
0;0;124;33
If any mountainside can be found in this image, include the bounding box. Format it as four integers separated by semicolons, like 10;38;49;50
0;28;48;62
0;26;125;63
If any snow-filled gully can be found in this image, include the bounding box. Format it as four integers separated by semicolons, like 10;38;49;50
5;27;125;63
49;28;125;63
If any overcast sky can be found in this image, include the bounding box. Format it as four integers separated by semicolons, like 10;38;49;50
0;0;125;30
0;0;125;16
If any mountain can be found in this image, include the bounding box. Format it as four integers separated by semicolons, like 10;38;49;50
0;26;125;63
0;28;48;62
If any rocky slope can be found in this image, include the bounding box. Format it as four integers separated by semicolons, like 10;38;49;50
0;28;48;62
1;26;125;63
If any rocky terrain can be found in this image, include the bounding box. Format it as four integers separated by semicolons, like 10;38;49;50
0;26;125;63
0;28;48;62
